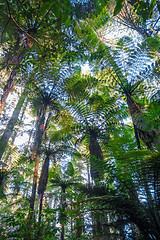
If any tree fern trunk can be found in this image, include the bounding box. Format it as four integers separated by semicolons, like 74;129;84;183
89;132;104;181
126;95;156;149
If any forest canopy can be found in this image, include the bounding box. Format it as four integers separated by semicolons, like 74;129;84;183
0;0;160;239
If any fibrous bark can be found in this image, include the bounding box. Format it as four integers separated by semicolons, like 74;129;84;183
126;94;158;149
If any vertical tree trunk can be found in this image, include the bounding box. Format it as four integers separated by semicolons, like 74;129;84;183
60;185;67;240
25;152;40;240
2;98;28;164
25;104;48;239
76;204;83;239
0;71;16;115
38;193;44;223
87;160;91;185
28;104;52;221
89;131;104;236
70;198;73;239
89;132;104;181
117;215;125;240
29;104;47;217
38;152;50;222
0;90;26;161
0;36;32;114
11;98;28;145
29;147;40;215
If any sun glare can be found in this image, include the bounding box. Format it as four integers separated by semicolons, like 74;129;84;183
81;62;90;74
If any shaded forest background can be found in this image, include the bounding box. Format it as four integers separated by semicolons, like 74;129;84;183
0;0;160;239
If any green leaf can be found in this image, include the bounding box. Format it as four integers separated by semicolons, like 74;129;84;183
66;162;74;176
53;2;61;19
41;1;54;15
61;12;69;23
65;15;72;28
114;0;124;15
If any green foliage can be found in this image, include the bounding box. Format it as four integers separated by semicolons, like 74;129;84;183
114;0;124;15
66;162;75;177
0;0;160;239
130;0;156;23
0;210;57;239
145;36;160;52
117;36;132;47
88;8;110;30
49;164;62;182
114;0;157;23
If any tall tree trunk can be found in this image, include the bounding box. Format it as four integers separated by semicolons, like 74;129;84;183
24;148;40;240
11;98;28;145
0;36;32;114
2;98;28;164
89;131;104;181
29;104;48;217
29;147;41;216
70;198;73;239
117;215;125;240
38;152;50;222
0;71;16;115
28;104;52;220
89;131;104;236
126;94;157;149
25;104;49;239
60;185;67;240
0;90;26;161
76;205;83;239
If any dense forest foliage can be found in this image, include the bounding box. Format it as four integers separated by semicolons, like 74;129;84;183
0;0;160;239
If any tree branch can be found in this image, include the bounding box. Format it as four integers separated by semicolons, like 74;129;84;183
5;0;55;50
10;15;44;47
